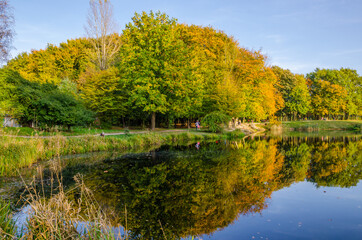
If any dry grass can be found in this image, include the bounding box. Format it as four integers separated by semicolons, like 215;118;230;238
7;160;126;240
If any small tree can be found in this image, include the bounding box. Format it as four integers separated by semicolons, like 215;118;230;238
202;111;230;133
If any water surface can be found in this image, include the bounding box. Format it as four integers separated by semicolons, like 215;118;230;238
2;133;362;239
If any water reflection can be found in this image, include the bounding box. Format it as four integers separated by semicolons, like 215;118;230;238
4;135;362;239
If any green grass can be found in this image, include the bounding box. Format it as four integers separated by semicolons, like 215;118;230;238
0;199;17;239
281;120;362;131
0;130;244;177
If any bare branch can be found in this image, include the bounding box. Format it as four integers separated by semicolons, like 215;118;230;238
84;0;120;70
0;0;15;62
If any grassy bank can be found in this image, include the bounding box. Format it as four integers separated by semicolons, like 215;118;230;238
0;131;243;177
281;120;362;131
0;126;141;137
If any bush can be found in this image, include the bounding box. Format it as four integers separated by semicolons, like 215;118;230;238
202;112;231;133
226;129;245;139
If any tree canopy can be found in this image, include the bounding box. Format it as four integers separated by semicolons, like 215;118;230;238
2;9;361;128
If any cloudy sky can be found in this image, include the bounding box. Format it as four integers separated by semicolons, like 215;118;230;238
10;0;362;75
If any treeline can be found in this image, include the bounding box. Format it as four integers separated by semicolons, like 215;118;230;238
1;11;361;129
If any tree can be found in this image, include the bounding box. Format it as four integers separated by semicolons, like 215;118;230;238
308;78;347;119
80;66;128;124
272;66;312;120
33;91;94;130
201;111;230;133
307;68;361;119
0;68;94;129
7;38;93;85
178;24;283;121
285;74;311;119
119;11;199;130
85;0;120;70
0;0;14;62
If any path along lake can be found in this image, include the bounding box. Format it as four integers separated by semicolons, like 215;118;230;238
1;131;362;239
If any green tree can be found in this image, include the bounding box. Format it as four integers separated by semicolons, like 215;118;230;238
0;69;39;122
33;91;94;130
285;74;311;119
119;11;199;130
201;111;230;133
308;78;347;119
307;68;361;119
0;68;94;129
272;66;311;120
80;66;127;125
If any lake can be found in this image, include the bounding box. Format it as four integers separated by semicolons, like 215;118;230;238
1;132;362;239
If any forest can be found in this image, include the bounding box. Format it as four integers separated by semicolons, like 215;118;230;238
1;10;361;130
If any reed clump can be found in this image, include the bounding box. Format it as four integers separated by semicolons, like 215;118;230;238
5;172;125;239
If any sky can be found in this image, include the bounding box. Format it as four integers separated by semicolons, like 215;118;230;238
9;0;362;75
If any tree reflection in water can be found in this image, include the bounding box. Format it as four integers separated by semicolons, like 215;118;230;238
29;136;362;239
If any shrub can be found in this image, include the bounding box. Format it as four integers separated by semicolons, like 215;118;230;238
226;129;245;139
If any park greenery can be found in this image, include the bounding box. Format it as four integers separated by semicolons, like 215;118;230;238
1;1;362;239
0;10;360;131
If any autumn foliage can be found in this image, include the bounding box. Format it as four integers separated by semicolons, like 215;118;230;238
2;11;361;128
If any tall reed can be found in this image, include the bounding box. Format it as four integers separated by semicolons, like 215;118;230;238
0;199;17;240
15;170;125;239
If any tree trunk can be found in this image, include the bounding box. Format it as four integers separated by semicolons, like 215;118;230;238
122;117;126;128
187;119;190;129
151;112;156;131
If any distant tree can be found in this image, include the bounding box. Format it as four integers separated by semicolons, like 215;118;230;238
284;74;311;119
307;68;362;119
308;78;347;119
85;0;120;70
272;66;306;119
0;0;14;62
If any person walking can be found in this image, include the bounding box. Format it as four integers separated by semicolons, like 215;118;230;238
195;120;200;130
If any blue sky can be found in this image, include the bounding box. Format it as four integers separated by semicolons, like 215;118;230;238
10;0;362;75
